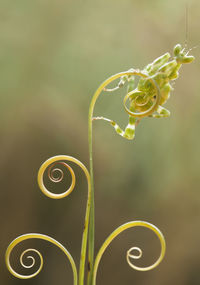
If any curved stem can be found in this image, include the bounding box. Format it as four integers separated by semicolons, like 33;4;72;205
87;70;161;285
37;155;91;285
92;221;166;285
5;233;78;284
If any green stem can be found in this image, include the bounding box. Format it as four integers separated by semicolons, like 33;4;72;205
87;70;158;285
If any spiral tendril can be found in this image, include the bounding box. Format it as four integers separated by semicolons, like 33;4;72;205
127;247;142;260
48;163;65;183
135;95;150;107
92;221;166;284
20;248;41;269
5;233;77;284
90;70;161;123
37;155;91;285
38;157;77;199
123;74;160;118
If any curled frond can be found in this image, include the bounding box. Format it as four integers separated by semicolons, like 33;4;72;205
37;155;91;285
37;156;79;199
92;221;166;284
89;70;161;120
5;233;77;284
123;76;161;118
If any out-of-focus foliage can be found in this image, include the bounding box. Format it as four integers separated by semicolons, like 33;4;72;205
0;0;200;285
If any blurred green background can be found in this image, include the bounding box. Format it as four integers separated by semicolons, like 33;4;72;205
0;0;200;284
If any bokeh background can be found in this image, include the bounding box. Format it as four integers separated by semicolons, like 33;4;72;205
0;0;200;284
